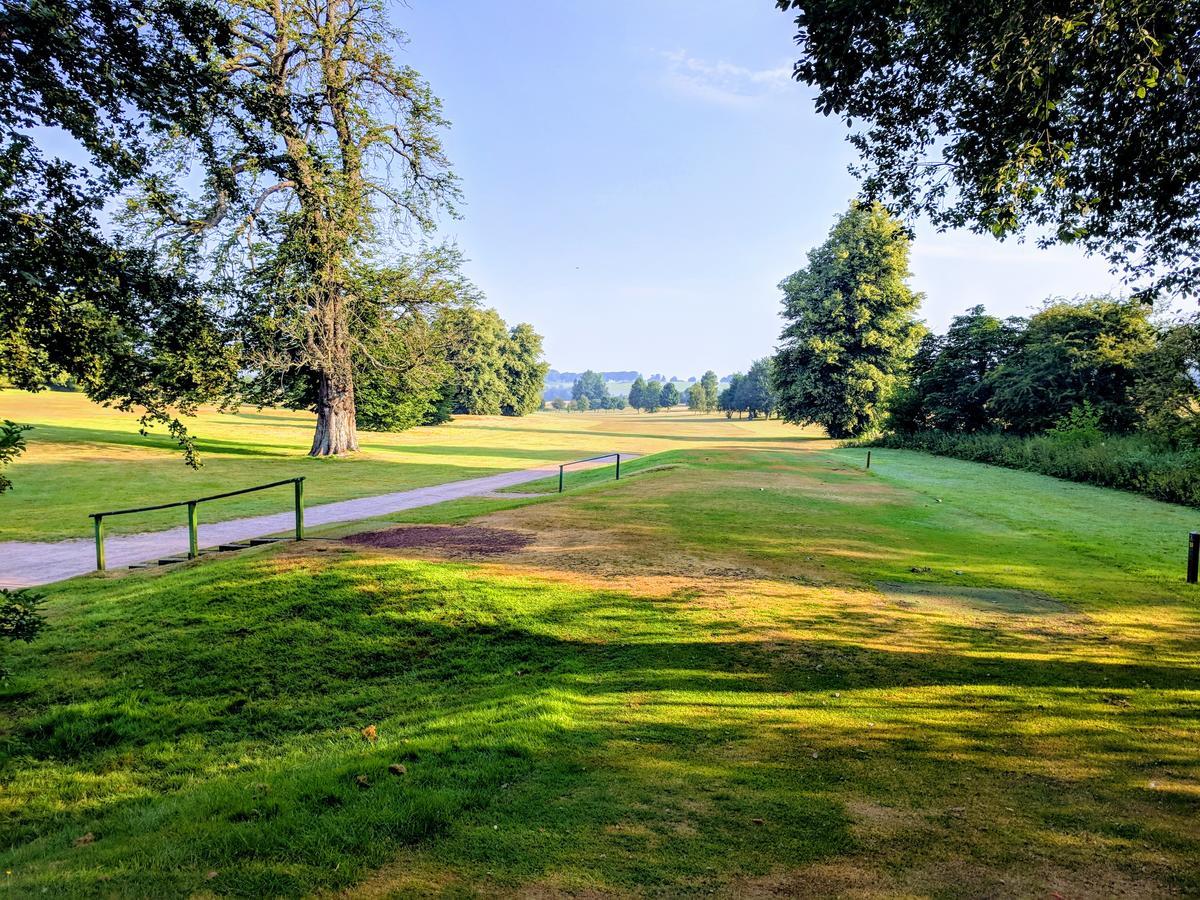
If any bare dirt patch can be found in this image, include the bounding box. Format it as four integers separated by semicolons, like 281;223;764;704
343;525;534;557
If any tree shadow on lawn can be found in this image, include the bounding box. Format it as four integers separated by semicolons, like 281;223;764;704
3;557;1199;895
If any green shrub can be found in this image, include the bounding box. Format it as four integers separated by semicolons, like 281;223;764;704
871;430;1200;507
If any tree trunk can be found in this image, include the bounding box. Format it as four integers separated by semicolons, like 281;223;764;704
310;368;359;456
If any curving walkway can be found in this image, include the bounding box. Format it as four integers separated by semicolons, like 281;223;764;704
0;463;577;589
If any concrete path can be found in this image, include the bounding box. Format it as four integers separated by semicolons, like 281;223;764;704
0;463;578;589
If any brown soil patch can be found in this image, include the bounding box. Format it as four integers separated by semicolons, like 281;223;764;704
343;525;534;557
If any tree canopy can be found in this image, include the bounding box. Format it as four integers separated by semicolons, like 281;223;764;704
775;0;1200;296
0;0;238;462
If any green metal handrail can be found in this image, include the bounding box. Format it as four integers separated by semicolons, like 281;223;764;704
89;477;305;571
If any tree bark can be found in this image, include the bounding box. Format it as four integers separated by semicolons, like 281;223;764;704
310;368;359;456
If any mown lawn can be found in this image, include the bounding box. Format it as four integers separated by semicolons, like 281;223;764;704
2;442;1198;896
0;390;809;541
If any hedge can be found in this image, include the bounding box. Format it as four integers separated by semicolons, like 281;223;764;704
869;431;1200;508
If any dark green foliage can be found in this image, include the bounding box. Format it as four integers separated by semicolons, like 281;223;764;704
888;306;1022;433
0;420;31;494
433;307;549;418
1134;317;1200;448
659;382;681;408
1;586;46;680
0;0;238;464
775;0;1200;296
871;429;1200;508
740;359;777;419
774;202;922;437
989;298;1155;434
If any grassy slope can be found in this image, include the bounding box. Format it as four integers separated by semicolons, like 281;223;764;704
2;438;1198;896
0;391;804;541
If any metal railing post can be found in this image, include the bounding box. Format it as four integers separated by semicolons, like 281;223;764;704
294;477;305;541
866;450;872;470
616;453;621;480
187;501;199;559
559;465;564;493
1188;531;1199;584
93;515;106;571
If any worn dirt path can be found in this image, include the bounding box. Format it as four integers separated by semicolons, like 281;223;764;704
0;462;592;588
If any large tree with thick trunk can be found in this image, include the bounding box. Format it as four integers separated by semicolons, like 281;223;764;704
141;0;458;455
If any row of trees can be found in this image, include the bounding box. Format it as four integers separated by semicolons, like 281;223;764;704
718;360;779;419
891;300;1199;447
628;377;678;413
771;202;1200;449
1;0;546;461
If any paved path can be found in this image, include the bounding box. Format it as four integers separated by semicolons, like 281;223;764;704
0;463;577;589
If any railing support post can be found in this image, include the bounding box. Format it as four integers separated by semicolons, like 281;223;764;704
294;477;305;541
866;450;872;470
616;453;621;480
1188;531;1199;584
187;501;199;559
559;465;564;493
93;516;106;572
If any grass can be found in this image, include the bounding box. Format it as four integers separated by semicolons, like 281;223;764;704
0;390;811;541
3;425;1198;896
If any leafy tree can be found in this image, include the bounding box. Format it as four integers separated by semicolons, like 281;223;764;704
718;373;746;418
686;385;704;412
576;394;591;412
610;395;628;410
989;297;1156;434
774;0;1200;296
642;380;663;413
773;202;923;438
742;358;778;419
888;306;1022;433
1135;317;1200;447
572;370;608;405
502;324;550;416
700;370;720;412
551;398;567;410
0;421;32;494
660;382;681;408
629;375;647;412
0;0;238;464
438;307;509;416
1;586;46;680
137;0;459;456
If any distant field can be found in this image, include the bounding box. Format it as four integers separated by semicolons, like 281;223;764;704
3;431;1198;895
0;390;815;541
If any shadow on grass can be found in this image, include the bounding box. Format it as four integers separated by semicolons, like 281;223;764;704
3;553;1199;894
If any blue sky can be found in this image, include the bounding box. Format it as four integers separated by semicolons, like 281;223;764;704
398;0;1126;377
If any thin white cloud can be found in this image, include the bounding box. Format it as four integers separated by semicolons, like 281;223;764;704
659;49;794;107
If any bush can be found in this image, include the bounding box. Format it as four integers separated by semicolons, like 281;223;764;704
870;429;1200;507
1;587;47;680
